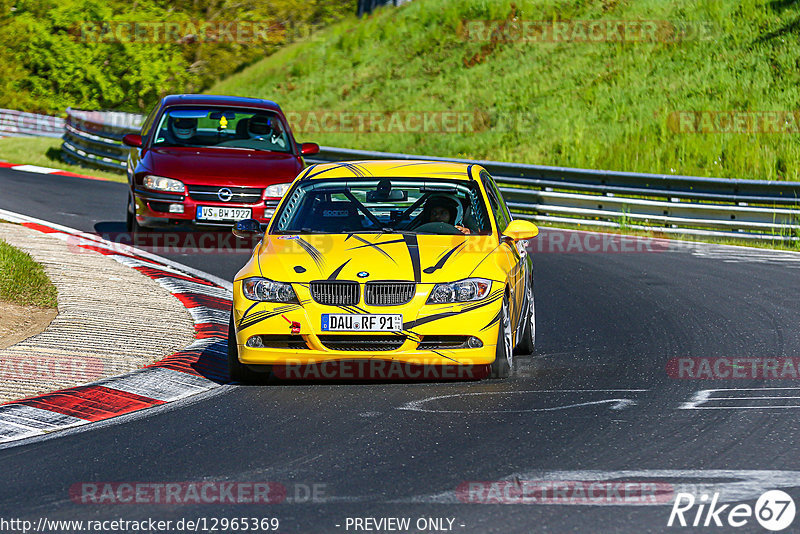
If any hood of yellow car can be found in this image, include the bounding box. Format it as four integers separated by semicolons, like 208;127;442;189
256;233;501;284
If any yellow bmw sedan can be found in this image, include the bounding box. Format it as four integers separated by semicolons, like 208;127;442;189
228;160;539;381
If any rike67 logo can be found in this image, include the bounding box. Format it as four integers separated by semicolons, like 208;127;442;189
668;490;796;531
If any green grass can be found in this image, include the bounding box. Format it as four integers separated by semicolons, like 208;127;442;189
210;0;800;181
0;237;58;308
0;137;126;183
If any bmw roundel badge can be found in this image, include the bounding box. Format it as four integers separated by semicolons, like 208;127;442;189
357;271;369;278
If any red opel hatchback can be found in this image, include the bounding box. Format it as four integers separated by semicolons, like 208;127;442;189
122;94;319;232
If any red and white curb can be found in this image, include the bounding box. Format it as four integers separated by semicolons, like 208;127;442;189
0;161;111;181
0;209;233;445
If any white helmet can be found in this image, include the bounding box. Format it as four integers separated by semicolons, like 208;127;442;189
171;117;197;140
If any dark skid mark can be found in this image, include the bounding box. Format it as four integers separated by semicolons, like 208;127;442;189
462;289;504;312
423;242;466;274
403;330;421;342
298;165;317;180
404;309;459;330
337;304;371;315
296;238;326;272
304;164;347;180
347;235;401;264
431;350;458;363
305;162;372;181
334;161;374;178
239;304;302;330
404;289;504;329
345;162;372;177
481;308;502;331
403;234;422;283
387;162;449;170
241;301;260;321
328;259;352;280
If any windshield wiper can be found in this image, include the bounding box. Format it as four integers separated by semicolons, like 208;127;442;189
374;228;418;236
212;146;285;153
351;228;409;234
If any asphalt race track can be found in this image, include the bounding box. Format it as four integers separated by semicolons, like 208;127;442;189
2;167;800;533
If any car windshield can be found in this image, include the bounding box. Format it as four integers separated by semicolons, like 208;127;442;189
151;107;292;153
271;178;493;235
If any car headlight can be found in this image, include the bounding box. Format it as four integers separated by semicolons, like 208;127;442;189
242;277;298;303
264;183;291;198
427;278;491;304
143;175;184;193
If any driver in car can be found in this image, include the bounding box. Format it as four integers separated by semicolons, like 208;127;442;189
248;115;287;149
421;195;471;234
168;116;200;144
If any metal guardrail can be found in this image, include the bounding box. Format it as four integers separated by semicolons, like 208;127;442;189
61;108;142;172
0;109;65;138
42;108;800;242
307;147;800;241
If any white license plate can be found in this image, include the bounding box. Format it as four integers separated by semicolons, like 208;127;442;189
321;314;402;332
196;206;252;222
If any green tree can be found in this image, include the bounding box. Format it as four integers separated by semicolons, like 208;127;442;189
0;0;355;113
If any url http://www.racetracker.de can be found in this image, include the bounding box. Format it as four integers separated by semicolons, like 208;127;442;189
0;516;281;533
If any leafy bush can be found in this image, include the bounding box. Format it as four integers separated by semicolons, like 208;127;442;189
0;0;355;114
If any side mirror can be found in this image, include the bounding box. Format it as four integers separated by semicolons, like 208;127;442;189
122;134;142;148
501;220;539;241
233;218;265;239
300;142;320;156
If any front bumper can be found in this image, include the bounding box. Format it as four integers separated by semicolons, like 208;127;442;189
232;281;504;367
133;190;279;227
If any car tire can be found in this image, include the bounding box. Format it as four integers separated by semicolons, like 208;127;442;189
126;193;141;236
227;312;265;384
514;282;536;356
490;295;514;379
